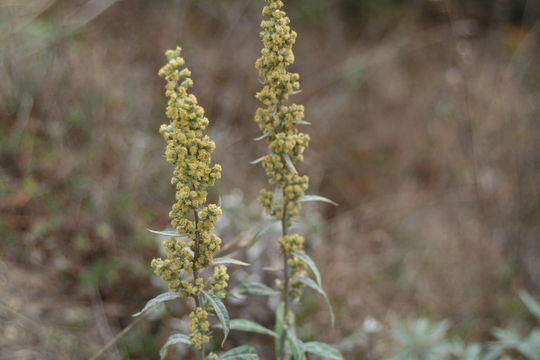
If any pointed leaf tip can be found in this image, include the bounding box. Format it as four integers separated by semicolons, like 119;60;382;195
133;292;180;317
293;251;322;287
297;276;335;327
300;195;338;206
213;257;250;266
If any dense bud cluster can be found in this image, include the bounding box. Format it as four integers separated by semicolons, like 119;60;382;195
208;265;230;299
278;234;304;255
255;0;310;223
152;47;228;351
189;307;211;349
279;235;308;299
255;0;311;301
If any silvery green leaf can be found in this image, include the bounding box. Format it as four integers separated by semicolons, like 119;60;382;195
133;292;180;317
220;345;259;360
447;342;483;360
249;221;275;248
227;318;278;338
203;291;230;346
159;334;191;359
254;132;270;141
250;155;266;165
286;328;306;360
520;291;540;322
493;327;521;347
517;330;540;359
283;154;297;174
147;229;187;237
296;121;311;125
300;195;338;206
213;257;250;266
388;317;452;360
303;342;343;360
485;343;506;360
235;282;279;297
297;276;335;326
222;354;259;359
293;251;322;287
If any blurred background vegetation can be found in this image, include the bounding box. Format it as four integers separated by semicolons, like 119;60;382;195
1;0;540;359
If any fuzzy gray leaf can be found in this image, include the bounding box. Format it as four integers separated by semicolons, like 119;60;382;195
203;291;230;347
297;277;335;326
133;292;180;317
159;334;191;359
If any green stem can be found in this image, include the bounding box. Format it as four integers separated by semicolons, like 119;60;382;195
192;208;206;360
279;200;290;360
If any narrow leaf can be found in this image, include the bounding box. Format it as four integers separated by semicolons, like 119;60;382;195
283;154;297;174
220;345;259;360
222;355;258;360
235;282;279;297
286;328;306;360
147;229;187;238
250;155;266;165
225;319;278;338
133;292;180;317
520;291;540;322
203;291;230;346
300;195;338;206
249;221;275;248
293;251;322;287
213;257;250;266
304;342;344;360
254;132;270;141
296;121;311;125
221;355;259;360
159;334;191;359
297;276;335;326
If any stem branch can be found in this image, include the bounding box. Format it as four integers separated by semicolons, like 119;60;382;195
88;313;146;360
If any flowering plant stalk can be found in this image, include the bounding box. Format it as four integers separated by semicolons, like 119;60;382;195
252;1;342;359
254;1;309;355
133;5;343;359
135;47;234;360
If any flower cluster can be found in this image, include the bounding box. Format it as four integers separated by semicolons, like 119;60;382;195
255;0;311;302
189;307;210;349
278;234;304;255
255;0;310;222
152;47;228;351
277;234;307;298
208;265;230;299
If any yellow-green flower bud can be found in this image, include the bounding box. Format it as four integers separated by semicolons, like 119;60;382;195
189;307;211;349
151;46;230;350
255;0;310;222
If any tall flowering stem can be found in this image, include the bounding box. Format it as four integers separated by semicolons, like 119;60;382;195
255;1;310;358
151;47;229;360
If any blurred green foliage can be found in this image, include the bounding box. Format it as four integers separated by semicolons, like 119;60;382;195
387;293;540;360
